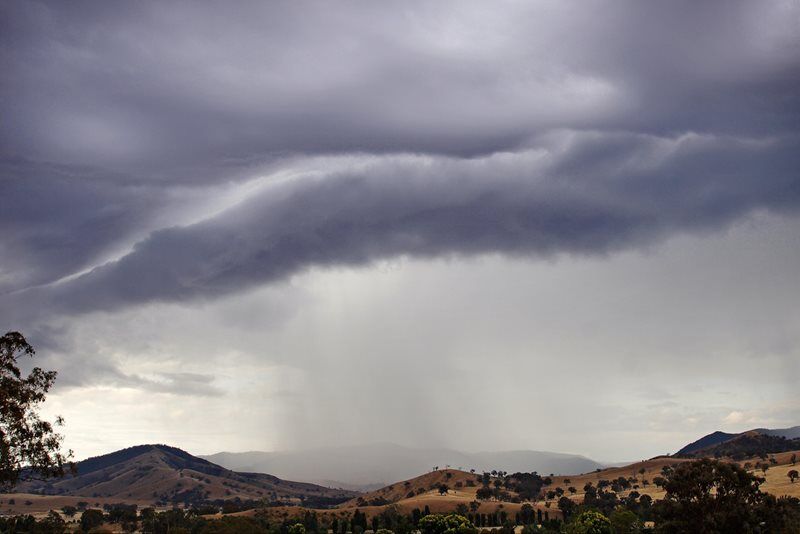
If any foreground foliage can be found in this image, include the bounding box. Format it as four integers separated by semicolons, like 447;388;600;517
653;458;800;533
418;514;475;534
0;331;72;490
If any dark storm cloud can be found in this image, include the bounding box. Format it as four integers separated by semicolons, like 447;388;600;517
0;159;171;292
16;131;800;317
1;0;799;318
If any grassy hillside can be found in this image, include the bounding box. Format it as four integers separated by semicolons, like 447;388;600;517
3;439;799;525
11;445;356;507
242;468;564;524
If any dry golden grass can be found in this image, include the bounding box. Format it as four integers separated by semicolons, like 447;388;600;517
540;456;689;503
734;450;800;499
323;451;800;520
0;492;157;517
342;469;480;506
251;468;563;523
5;449;799;524
216;452;800;524
543;451;800;504
8;446;353;507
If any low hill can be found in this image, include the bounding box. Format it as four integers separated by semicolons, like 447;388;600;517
202;443;603;487
243;468;565;524
13;444;357;507
342;469;481;507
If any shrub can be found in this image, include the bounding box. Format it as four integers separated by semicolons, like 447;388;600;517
564;510;611;534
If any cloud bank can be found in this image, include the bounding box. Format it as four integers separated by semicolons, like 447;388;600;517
14;131;796;320
1;0;799;459
2;0;799;313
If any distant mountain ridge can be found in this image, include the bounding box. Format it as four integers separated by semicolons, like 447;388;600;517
676;426;800;458
15;444;357;506
676;431;739;456
201;443;604;487
756;426;800;440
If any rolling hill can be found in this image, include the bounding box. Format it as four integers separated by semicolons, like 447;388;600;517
241;468;567;524
4;436;799;520
13;444;357;506
202;443;604;488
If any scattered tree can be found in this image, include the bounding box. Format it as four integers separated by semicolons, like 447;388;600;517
80;509;105;531
476;487;493;500
61;505;78;517
557;496;575;521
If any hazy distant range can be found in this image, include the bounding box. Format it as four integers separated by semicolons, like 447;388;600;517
202;443;604;490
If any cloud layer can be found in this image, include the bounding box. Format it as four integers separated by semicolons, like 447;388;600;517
1;1;799;459
12;131;794;320
2;0;799;313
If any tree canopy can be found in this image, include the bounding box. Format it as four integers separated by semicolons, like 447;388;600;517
418;513;475;534
654;458;800;532
564;510;612;534
0;331;72;489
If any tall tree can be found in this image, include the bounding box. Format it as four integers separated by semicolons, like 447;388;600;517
1;331;73;489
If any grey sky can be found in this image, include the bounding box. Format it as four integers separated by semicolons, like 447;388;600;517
1;0;799;462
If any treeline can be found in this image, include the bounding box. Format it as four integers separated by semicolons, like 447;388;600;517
0;507;545;534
